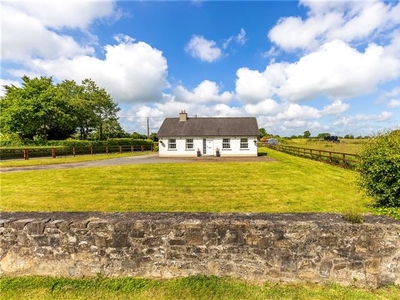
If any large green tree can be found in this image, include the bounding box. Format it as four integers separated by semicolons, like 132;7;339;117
80;79;120;140
1;76;76;140
1;76;122;140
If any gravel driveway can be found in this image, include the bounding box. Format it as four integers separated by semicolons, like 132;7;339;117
0;154;276;173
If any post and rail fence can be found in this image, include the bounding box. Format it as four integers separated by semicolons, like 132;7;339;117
266;144;359;169
0;145;155;161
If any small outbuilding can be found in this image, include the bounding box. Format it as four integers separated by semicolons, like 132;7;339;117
157;111;259;157
267;138;279;146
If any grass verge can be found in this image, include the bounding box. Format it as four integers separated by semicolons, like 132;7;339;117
1;148;375;214
1;276;399;300
0;151;153;167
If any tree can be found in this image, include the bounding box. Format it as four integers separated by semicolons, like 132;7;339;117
317;133;331;139
149;133;158;142
259;128;267;138
131;132;147;139
357;130;400;207
344;134;354;139
1;76;76;140
80;79;120;140
303;130;311;138
1;76;122;141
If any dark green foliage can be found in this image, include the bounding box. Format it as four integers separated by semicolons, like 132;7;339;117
0;76;77;140
259;127;267;138
357;130;400;207
1;76;121;141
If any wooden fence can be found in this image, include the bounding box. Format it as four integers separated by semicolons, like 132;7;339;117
0;145;154;161
270;144;358;169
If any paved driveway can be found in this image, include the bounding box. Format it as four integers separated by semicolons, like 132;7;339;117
0;154;275;173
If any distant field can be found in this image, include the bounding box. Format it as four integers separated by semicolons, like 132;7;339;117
1;147;373;214
282;138;366;154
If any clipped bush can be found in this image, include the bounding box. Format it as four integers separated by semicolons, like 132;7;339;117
357;130;400;207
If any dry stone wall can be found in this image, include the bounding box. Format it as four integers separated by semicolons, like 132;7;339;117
1;212;399;288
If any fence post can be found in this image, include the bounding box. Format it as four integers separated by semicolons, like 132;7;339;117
72;147;76;157
51;148;57;158
131;145;134;152
90;146;93;156
342;153;346;168
106;146;108;155
119;146;122;153
151;145;153;152
141;145;144;152
23;149;29;160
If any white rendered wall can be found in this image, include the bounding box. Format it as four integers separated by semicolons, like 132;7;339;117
158;136;258;157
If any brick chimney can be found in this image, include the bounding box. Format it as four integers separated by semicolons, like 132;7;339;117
179;110;187;122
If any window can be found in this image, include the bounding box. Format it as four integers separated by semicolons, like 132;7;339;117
222;138;230;149
240;138;248;149
168;139;176;150
186;138;194;149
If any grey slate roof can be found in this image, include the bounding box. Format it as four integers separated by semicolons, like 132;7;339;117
157;117;259;137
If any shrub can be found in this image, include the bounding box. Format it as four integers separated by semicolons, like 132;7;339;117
342;212;364;224
357;130;400;207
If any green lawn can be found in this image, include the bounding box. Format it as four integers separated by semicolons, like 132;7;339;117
0;151;153;167
0;276;400;300
1;148;373;213
1;149;399;298
1;276;398;300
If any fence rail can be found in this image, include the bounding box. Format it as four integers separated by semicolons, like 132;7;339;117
0;145;154;161
270;144;358;169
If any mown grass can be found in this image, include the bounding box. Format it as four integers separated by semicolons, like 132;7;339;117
1;148;373;213
1;276;399;300
0;151;153;167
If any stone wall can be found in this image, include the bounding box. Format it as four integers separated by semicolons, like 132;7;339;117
1;212;399;288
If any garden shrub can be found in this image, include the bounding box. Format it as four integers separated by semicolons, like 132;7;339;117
357;130;400;207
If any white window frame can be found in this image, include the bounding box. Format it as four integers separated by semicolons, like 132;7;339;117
240;138;248;149
186;138;194;150
222;138;230;149
168;139;176;150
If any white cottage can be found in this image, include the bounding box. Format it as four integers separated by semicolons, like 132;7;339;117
157;111;259;157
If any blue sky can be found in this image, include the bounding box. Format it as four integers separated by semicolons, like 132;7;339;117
1;0;400;137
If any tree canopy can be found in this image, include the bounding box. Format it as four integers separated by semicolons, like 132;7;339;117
1;76;123;140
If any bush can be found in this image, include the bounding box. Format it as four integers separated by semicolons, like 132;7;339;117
357;130;400;207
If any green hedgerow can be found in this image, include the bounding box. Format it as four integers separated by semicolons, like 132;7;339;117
357;130;400;207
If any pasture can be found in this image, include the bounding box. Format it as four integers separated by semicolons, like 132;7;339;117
282;138;366;154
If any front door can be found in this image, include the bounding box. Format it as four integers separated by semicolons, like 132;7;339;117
206;138;213;155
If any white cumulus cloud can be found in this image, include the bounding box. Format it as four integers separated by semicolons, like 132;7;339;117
174;80;233;104
185;35;222;62
269;0;400;52
14;37;169;104
1;3;95;61
388;99;400;108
